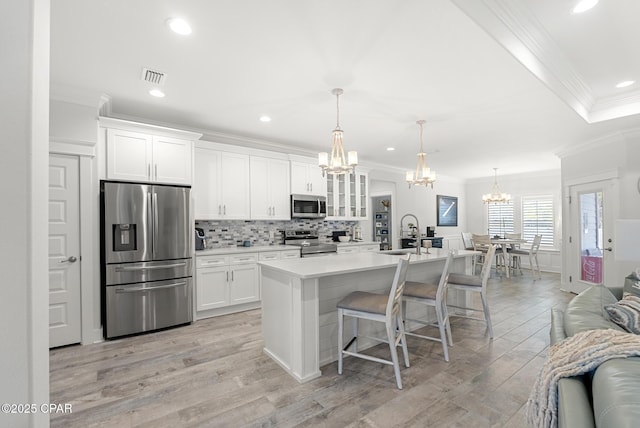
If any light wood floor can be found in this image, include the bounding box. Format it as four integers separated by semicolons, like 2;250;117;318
50;271;573;427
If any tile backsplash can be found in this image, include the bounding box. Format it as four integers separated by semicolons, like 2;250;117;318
195;219;359;249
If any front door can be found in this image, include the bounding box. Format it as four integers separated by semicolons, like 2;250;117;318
567;180;618;294
49;154;81;347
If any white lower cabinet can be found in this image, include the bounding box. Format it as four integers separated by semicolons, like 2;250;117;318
359;244;380;252
336;243;380;255
229;263;259;305
196;254;259;316
196;249;299;319
337;246;360;255
196;265;229;311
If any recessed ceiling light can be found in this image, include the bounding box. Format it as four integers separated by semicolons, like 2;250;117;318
386;147;395;151
259;115;272;123
149;89;165;98
572;0;598;14
167;18;192;35
616;80;635;88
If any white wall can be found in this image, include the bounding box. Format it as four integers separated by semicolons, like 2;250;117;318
560;131;640;287
0;0;50;426
50;99;98;143
465;169;562;273
369;169;466;249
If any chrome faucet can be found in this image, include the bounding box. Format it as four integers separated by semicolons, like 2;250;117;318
400;214;421;255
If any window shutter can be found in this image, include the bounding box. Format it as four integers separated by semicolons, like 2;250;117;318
522;196;554;247
487;202;514;237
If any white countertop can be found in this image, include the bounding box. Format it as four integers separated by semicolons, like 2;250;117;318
258;248;478;279
195;245;300;256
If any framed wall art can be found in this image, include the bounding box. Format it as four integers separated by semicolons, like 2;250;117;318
437;195;458;227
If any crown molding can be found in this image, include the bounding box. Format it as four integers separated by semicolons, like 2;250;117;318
451;0;638;124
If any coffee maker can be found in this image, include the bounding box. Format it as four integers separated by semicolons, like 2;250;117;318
195;227;207;250
353;225;362;241
426;226;435;237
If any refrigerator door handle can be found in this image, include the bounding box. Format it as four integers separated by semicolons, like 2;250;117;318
147;191;154;257
152;192;159;257
115;281;187;293
115;262;187;272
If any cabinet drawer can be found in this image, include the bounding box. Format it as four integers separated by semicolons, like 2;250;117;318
230;253;259;265
196;255;229;268
259;252;280;261
280;250;301;259
359;245;380;253
337;247;360;254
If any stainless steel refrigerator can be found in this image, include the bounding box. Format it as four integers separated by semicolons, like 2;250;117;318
100;181;193;339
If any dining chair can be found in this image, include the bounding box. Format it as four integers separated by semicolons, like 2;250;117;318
461;232;474;250
447;244;497;338
471;233;491;273
402;251;454;361
337;255;411;389
509;234;542;279
504;232;522;275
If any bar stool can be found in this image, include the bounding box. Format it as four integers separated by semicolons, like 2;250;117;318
447;244;497;338
402;251;454;361
337;256;411;389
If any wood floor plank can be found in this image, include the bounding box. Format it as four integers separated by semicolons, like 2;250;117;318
50;272;573;427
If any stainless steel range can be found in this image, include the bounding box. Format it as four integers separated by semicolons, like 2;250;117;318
283;230;337;257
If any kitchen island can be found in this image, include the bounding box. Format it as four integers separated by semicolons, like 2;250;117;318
258;249;477;383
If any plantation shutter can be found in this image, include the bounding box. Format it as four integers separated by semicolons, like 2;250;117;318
522;196;554;247
487;202;514;237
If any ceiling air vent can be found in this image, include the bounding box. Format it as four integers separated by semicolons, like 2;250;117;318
141;68;167;86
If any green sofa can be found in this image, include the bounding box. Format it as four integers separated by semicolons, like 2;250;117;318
550;285;640;428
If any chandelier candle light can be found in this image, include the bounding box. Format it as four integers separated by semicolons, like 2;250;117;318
318;88;358;176
482;168;511;203
406;120;436;188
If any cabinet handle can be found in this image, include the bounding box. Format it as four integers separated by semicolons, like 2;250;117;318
272;206;275;216
310;183;313;192
231;270;234;281
147;164;151;179
155;164;158;180
218;205;221;215
223;205;226;215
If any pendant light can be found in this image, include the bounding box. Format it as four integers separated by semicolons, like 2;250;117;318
406;120;436;188
318;88;358;176
482;168;511;203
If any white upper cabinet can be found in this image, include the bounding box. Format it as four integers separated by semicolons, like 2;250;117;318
250;156;291;220
290;159;326;196
153;136;193;185
326;171;368;219
102;118;200;185
194;147;250;220
106;129;153;182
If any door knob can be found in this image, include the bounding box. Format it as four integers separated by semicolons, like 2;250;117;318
59;256;78;263
604;247;613;252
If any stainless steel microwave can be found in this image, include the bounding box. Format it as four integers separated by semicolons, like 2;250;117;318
291;194;327;219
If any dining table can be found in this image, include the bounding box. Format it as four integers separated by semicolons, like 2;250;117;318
490;237;526;278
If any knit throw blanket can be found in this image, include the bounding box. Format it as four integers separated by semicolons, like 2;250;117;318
526;328;640;428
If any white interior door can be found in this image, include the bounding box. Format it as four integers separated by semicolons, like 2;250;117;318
49;154;81;347
567;180;618;294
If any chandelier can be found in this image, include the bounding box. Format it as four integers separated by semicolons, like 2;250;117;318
482;168;511;203
406;120;436;188
318;88;358;176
